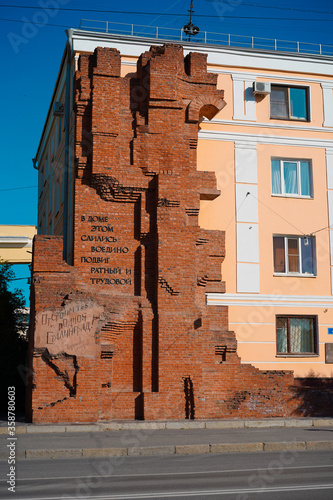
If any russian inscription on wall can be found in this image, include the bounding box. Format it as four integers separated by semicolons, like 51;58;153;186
80;215;133;286
35;301;104;357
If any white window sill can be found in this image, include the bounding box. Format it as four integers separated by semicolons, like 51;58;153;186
274;273;316;278
276;354;319;358
271;194;313;200
270;117;309;123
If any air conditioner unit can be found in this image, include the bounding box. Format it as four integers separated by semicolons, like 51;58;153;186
53;101;64;116
252;81;271;95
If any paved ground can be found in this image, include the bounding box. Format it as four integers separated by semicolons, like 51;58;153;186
1;418;333;460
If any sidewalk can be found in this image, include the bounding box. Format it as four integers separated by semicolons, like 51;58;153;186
1;418;333;460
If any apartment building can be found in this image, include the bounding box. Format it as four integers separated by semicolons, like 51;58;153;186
196;45;333;377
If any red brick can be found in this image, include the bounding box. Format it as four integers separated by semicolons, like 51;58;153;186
27;44;297;423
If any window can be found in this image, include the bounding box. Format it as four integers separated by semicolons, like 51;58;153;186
42;211;46;234
276;316;317;355
273;235;315;275
55;179;60;213
270;85;309;121
271;159;312;197
51;136;55;160
38;166;44;198
58;116;62;145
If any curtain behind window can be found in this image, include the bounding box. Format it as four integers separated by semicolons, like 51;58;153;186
277;318;288;353
290;317;314;353
300;161;310;196
273;237;285;272
284;162;298;194
271;160;281;194
271;87;288;118
287;238;299;272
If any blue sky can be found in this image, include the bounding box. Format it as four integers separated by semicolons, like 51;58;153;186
1;0;332;302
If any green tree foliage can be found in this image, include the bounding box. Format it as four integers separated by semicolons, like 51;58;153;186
0;262;28;413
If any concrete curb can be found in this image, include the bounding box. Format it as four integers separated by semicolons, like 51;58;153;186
263;441;306;452
1;418;333;434
1;440;333;460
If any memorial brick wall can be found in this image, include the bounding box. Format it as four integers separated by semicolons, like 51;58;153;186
27;44;297;422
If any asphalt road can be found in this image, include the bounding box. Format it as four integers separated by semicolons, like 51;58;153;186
1;450;333;499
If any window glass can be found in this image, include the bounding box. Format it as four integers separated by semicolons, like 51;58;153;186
290;87;307;120
270;87;288;118
56;180;59;213
58;117;62;145
287;238;299;273
276;317;288;353
38;167;43;197
300;161;311;196
273;236;285;273
283;162;298;194
290;317;314;353
301;238;314;274
271;160;281;194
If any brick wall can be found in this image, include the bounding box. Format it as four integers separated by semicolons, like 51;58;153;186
27;44;299;423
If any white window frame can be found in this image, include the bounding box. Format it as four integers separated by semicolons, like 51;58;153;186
271;158;313;198
273;235;316;277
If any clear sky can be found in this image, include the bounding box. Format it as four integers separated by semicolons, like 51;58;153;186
1;0;332;303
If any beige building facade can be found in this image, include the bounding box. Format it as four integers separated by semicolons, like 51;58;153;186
197;50;333;377
0;225;37;264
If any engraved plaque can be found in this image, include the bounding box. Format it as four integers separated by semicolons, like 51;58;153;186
325;343;333;363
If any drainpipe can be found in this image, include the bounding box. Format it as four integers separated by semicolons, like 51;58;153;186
63;29;73;262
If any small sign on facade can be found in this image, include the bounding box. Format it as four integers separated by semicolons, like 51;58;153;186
328;328;333;335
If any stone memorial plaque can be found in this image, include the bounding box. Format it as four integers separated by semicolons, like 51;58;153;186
325;343;333;363
35;301;103;357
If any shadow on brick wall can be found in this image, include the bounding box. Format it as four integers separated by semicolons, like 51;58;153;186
292;373;333;417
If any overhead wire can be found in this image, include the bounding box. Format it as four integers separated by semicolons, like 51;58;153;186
224;191;250;230
248;192;305;235
7;277;31;281
0;186;37;192
310;225;333;235
0;4;332;21
205;0;333;16
0;17;69;27
248;192;333;237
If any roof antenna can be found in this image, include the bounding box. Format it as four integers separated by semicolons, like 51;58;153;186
183;0;200;42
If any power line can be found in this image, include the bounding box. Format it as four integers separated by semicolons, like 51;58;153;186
311;225;333;235
206;0;333;16
0;186;37;192
7;277;30;281
0;4;217;16
248;192;305;235
225;192;249;230
249;193;333;238
0;17;68;27
0;5;332;21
